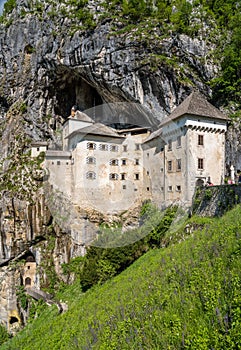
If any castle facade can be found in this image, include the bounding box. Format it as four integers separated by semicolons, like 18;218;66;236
44;91;228;214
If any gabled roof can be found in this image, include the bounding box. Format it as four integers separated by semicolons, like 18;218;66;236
66;123;124;139
67;111;94;124
159;91;228;126
75;111;94;123
143;128;162;143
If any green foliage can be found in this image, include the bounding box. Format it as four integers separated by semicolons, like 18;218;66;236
2;206;241;349
0;325;9;346
79;204;177;291
3;0;16;15
16;286;28;310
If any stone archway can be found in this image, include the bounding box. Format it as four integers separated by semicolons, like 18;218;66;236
25;277;31;287
196;178;205;187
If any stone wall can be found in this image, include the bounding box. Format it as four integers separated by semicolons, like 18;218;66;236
192;184;241;217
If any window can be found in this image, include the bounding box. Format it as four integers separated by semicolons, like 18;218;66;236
135;159;140;165
86;171;96;179
177;136;181;148
176;159;181;171
123;145;127;152
198;158;204;170
52;161;54;165
109;173;118;180
147;171;149;175
135;144;140;150
86;157;96;164
147;153;149;157
110;145;118;152
99;144;108;151
37;147;40;152
123;185;126;189
87;142;96;150
57;161;61;165
110;159;118;166
176;185;181;192
168;186;173;192
135;173;139;180
168;140;172;151
122;159;127;165
147;187;150;191
198;135;204;146
167;160;172;172
121;173;126;180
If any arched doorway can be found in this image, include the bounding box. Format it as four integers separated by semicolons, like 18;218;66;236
25;277;31;287
196;178;204;187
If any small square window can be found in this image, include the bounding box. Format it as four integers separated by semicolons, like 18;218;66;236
168;186;173;192
135;159;140;165
99;144;108;151
123;185;126;189
57;161;61;166
122;159;127;165
110;145;118;152
198;135;204;146
110;159;118;166
109;173;118;180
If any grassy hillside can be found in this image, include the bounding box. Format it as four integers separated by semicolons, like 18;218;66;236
1;205;241;349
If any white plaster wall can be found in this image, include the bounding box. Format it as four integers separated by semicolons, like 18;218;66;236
70;133;148;214
31;146;47;158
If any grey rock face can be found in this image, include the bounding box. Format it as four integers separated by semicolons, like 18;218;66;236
0;0;239;330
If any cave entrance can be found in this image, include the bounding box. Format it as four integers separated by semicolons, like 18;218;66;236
9;316;19;325
53;72;103;120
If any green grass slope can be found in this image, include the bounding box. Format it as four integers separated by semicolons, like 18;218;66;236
2;206;241;349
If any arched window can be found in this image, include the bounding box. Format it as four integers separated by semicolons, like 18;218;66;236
87;142;96;150
86;171;96;180
25;277;31;286
196;178;204;187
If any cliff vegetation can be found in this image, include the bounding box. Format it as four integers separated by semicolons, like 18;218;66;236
1;205;241;349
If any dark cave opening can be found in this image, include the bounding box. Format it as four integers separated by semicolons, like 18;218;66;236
9;316;19;325
53;72;103;120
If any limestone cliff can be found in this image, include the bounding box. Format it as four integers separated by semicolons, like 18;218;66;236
0;0;239;331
